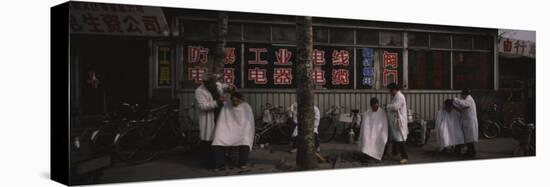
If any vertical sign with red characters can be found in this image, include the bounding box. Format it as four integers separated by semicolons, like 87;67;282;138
316;47;354;89
180;43;241;88
382;50;399;86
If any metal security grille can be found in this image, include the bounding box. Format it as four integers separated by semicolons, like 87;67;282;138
177;90;459;120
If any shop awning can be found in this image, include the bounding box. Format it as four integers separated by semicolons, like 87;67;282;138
69;2;170;36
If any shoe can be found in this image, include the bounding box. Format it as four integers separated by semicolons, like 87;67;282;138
465;152;476;159
239;165;248;169
214;167;226;171
289;148;297;153
399;159;408;164
390;154;401;161
316;147;321;153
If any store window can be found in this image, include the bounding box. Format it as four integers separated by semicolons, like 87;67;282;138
430;33;451;48
356;29;379;45
313;27;329;43
453;51;492;89
244;24;270;41
272;25;296;42
453;35;473;49
408;50;451;89
408;32;429;47
380;31;402;46
330;28;354;44
473;35;493;50
182;20;213;40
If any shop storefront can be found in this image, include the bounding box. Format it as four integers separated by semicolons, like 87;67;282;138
162;9;498;120
497;37;536;123
68;2;170;115
67;2;500;120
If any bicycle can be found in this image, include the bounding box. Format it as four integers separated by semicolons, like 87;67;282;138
254;103;293;145
76;103;143;152
114;103;182;164
178;104;201;150
480;103;528;139
317;105;360;143
406;111;430;147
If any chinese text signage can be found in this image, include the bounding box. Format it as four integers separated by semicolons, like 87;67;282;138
69;2;169;36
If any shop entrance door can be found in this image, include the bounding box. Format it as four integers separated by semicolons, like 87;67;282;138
76;37;150;115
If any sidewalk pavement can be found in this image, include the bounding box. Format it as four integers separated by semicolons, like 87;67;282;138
99;137;524;184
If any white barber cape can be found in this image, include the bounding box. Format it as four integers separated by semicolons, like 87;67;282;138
435;109;465;150
194;83;227;141
386;91;408;142
358;109;389;160
212;101;255;150
290;103;320;137
453;95;479;143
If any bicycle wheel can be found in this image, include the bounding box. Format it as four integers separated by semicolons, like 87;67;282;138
274;123;292;144
481;120;500;139
407;128;425;147
318;117;337;143
115;125;159;164
90;123;118;151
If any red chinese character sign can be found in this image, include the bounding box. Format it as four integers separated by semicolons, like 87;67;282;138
224;48;236;65
244;45;297;88
188;46;209;64
309;47;354;89
332;50;350;66
499;37;535;58
248;67;268;84
223;68;235;85
312;68;326;86
312;49;326;65
181;43;241;88
188;66;208;84
382;51;399;86
274;49;292;65
274;68;292;85
69;2;169;36
248;48;268;64
327;48;353;89
332;69;350;85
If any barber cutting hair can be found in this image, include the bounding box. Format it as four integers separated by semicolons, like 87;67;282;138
452;88;479;158
385;83;409;164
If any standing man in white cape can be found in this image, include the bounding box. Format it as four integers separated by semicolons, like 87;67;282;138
385;83;409;164
358;98;388;161
435;99;465;152
453;89;478;158
212;92;255;170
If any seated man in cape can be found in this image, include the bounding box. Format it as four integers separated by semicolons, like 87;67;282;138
358;98;389;161
212;92;255;170
435;99;465;154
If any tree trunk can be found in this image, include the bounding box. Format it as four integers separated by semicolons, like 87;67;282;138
213;12;228;75
295;16;318;170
